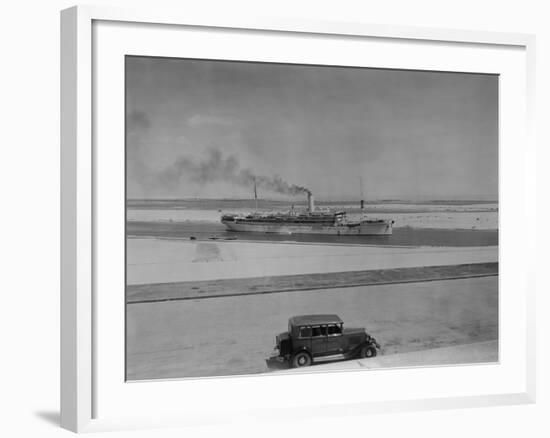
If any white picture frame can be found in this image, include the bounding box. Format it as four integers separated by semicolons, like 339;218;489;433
60;5;536;433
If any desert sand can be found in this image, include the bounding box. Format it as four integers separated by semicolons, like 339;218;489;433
125;208;499;380
127;238;498;285
126;276;498;380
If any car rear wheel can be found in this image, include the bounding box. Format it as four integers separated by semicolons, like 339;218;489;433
360;345;377;359
291;351;312;368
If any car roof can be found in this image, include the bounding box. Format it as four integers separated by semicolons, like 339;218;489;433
289;314;343;326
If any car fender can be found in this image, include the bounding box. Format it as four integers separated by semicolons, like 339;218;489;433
369;338;381;350
354;340;379;355
291;346;312;359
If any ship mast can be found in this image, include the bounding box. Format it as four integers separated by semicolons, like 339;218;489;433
359;176;365;210
253;177;258;211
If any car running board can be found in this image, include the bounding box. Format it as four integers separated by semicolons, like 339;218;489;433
313;353;348;362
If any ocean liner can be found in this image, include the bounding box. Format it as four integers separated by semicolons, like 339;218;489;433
221;192;394;235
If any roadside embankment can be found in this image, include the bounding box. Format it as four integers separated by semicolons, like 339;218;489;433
127;262;498;304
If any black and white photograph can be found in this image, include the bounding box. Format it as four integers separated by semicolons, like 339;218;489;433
125;56;498;380
2;0;546;434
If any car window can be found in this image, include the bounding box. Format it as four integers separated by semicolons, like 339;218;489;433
311;325;328;337
299;326;312;338
327;324;342;335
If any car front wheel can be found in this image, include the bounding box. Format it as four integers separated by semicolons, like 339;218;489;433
291;351;312;368
360;345;377;359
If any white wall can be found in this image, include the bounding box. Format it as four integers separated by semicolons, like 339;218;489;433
0;0;547;437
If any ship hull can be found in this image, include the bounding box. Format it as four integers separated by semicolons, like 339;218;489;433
221;220;393;235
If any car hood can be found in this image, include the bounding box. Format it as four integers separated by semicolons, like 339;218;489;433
276;331;290;343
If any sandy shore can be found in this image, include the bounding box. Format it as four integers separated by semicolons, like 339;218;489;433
126;276;498;380
127;238;498;285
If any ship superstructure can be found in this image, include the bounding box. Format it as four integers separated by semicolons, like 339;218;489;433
221;192;394;235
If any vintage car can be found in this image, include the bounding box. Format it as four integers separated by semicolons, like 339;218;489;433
271;314;380;368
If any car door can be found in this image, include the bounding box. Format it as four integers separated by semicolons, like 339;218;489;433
309;325;327;357
325;323;344;355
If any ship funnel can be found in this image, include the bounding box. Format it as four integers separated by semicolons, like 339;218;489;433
307;192;315;213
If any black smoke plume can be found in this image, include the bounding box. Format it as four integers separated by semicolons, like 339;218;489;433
159;149;310;196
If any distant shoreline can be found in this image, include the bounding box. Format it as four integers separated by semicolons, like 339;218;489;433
127;198;498;205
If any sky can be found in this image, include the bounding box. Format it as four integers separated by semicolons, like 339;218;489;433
126;56;498;201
